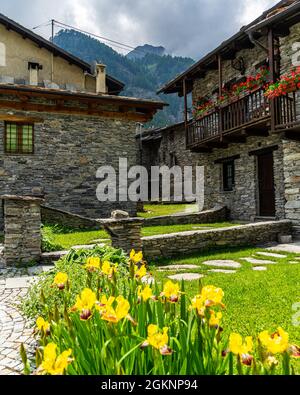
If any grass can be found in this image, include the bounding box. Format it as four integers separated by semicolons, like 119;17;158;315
142;222;237;237
149;246;300;349
138;203;198;218
43;222;237;250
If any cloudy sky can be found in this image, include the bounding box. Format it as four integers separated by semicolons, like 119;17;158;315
0;0;279;59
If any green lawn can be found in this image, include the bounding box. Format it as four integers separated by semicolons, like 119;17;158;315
43;222;236;250
142;222;237;237
149;247;300;349
138;203;199;218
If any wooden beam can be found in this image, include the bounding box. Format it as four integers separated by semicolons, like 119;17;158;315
0;87;164;111
268;28;276;133
0;114;44;123
246;129;269;137
183;77;188;149
0;100;151;122
206;141;228;149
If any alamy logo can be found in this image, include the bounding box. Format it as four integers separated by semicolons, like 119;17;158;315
96;158;204;208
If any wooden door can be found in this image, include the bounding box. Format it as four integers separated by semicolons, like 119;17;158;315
257;152;276;217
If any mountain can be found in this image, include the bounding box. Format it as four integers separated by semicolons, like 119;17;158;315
126;44;166;60
53;30;195;127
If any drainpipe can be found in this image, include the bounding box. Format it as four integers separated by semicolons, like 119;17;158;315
247;31;269;53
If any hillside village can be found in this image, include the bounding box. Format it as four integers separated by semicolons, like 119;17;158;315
0;0;300;379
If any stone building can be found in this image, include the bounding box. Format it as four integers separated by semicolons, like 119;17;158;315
140;0;300;230
0;13;164;224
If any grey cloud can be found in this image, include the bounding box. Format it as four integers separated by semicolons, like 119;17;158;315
0;0;278;59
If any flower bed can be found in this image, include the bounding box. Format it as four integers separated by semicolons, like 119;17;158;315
193;67;270;120
265;66;300;99
21;245;299;375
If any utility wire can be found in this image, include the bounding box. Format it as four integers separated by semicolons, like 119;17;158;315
33;19;150;56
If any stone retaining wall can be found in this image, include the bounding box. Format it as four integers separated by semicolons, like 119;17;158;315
1;195;43;266
41;206;101;230
144;206;228;227
142;220;292;260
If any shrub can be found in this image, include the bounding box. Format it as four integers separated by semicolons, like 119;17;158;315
21;246;300;375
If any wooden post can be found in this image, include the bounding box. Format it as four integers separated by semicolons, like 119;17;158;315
183;77;189;149
218;54;224;140
268;28;276;133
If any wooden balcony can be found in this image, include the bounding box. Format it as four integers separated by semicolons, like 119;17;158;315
274;92;300;136
186;88;272;152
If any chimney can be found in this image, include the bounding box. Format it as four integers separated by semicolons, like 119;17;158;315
96;64;107;94
28;62;42;86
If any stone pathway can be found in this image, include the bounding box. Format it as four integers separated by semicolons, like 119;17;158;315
168;273;204;281
253;266;267;271
202;260;241;269
241;257;276;265
256;252;286;259
0;265;53;375
267;241;300;254
157;264;199;272
208;269;236;274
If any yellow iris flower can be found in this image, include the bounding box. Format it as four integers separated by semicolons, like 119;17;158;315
39;343;72;375
190;285;225;316
161;281;180;302
138;285;153;302
36;317;50;333
85;257;101;272
229;333;253;356
209;311;222;328
201;285;224;307
53;272;68;290
95;295;115;313
101;261;117;276
101;296;130;323
259;327;289;354
144;324;172;355
130;249;143;264
135;265;147;279
73;288;97;320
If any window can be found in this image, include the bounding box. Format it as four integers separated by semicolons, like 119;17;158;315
223;160;235;191
4;122;34;154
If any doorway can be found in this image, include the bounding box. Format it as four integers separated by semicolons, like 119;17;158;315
257;151;276;217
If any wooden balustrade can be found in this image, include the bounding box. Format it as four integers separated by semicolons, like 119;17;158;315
187;88;270;148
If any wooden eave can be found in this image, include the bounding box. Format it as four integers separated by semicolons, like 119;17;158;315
0;85;166;122
157;0;299;96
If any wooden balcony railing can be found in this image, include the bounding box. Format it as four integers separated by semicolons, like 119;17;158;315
186;88;270;148
274;92;298;131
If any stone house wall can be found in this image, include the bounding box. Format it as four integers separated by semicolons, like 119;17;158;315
0;105;139;219
192;37;268;102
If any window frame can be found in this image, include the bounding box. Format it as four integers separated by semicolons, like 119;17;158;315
4;122;34;155
222;160;235;192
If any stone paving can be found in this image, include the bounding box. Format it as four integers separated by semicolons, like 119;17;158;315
202;260;241;269
168;273;204;281
0;265;53;375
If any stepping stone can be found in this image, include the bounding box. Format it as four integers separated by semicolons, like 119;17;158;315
5;276;37;289
256;252;287;259
157;264;199;271
253;266;267;271
202;260;241;269
168;273;204;282
267;244;300;254
208;269;236;274
288;261;300;264
241;258;276;265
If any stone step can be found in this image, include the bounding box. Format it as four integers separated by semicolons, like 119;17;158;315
202;260;241;269
168;273;204;281
241;257;276;265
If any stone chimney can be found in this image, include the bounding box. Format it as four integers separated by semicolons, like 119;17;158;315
96;64;107;94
